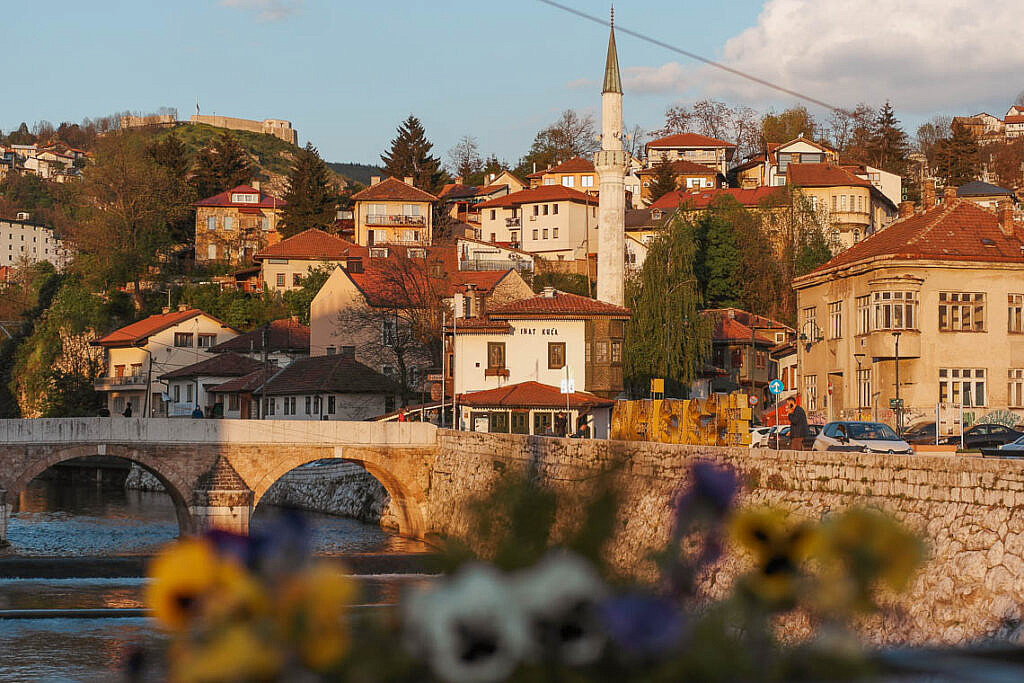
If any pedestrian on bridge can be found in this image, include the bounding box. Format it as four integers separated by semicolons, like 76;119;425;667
122;402;133;418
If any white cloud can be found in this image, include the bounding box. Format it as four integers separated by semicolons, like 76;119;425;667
219;0;302;21
624;0;1023;114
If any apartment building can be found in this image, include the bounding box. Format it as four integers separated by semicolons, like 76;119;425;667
636;159;723;204
787;163;898;248
351;177;437;247
644;133;735;176
474;185;599;260
0;215;71;269
195;184;286;265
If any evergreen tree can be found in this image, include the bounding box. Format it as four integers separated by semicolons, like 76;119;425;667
7;122;35;145
466;155;506;187
380;115;446;193
279;143;338;238
866;101;910;175
933;122;981;186
624;214;712;397
693;202;741;308
147;135;196;244
190;132;255;199
646;158;679;204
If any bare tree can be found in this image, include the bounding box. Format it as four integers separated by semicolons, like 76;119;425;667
623;124;647;159
446;135;483;180
915;114;953;164
653;105;693;137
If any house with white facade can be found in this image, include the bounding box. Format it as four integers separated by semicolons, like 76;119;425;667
158;353;269;417
254;228;356;293
0;215;72;269
474;185;600;260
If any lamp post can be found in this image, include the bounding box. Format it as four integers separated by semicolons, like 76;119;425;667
854;352;866;421
892;331;902;436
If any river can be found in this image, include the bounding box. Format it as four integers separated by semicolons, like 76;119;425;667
0;471;433;682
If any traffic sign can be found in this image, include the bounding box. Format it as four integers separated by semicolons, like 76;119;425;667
748;395;759;407
768;379;784;395
560;378;576;394
889;398;904;409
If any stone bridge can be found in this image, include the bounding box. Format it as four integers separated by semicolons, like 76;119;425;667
4;418;1024;645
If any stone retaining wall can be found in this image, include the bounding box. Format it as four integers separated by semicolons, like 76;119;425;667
430;431;1024;646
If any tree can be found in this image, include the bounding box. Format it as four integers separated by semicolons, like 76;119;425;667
646;158;679;204
380;115;446;193
623;124;647;160
279;143;338;238
623;214;712;397
761;106;818;144
827;103;877;161
6;122;35;145
653;105;692;137
281;266;332;325
190;132;255;199
865;101;910;175
447;135;483;180
67;132;191;308
516;110;599;176
985;139;1024;189
933;122;980;186
915;115;953;165
465;154;506;187
147;134;196;244
771;189;836;322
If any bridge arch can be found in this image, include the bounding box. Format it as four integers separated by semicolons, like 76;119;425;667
7;444;193;535
245;447;429;538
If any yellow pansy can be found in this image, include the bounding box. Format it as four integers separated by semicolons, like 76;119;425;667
147;538;221;631
172;625;282;683
278;562;357;671
730;508;819;608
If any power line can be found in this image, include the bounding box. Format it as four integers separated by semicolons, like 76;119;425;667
536;0;850;116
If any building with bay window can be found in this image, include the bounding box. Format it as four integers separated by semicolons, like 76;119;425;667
793;192;1024;428
350;176;437;247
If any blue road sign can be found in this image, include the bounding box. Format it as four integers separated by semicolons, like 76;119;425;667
768;379;785;395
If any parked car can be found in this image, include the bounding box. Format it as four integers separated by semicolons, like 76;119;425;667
812;421;913;454
766;423;822;449
941;423;1023;450
903;421;937;445
749;426;774;448
995;434;1024;456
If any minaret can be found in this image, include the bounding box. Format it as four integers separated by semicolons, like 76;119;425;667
594;7;627;306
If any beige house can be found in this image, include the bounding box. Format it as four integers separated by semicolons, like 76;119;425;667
195;184;285;265
644;132;735;176
732;136;838;189
254;228;355;293
475;185;599;260
793;194;1024;430
637;159;722;205
787;163;898;248
92;307;239;417
350;177;437;247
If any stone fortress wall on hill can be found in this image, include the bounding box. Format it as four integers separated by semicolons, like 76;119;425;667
189;115;297;144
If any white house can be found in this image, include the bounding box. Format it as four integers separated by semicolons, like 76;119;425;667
158;353;269;417
0;215;72;269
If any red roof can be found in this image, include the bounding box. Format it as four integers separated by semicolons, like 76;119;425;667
438;183;478;200
254;228;355;261
195;185;286;209
350;177;438;202
209;318;310;354
649;186;786;210
801;200;1024;279
158;353;269;380
703;309;790;345
94;309;230;347
543;157;596;174
458;381;614;409
476;185;595;209
487;290;629;318
646;133;735;149
637;159;719;177
1005;115;1024;124
787;163;871;188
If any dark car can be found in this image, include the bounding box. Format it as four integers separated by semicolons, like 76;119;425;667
767;423;821;449
903;421;937;445
942;423;1023;450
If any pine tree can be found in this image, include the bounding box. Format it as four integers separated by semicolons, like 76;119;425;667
693;202;741;309
190;132;255;199
933;123;981;186
380;115;446;193
147;135;196;244
866;101;910;175
646;158;679;204
279;143;338;238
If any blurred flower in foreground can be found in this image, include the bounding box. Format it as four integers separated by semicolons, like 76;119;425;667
171;624;282;683
146;538;222;631
513;550;608;665
676;460;740;520
279;562;357;671
731;508;818;608
599;593;686;658
404;563;528;683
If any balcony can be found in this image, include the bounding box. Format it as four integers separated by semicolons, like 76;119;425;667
461;258;533;273
863;330;921;360
365;214;426;227
505;217;521;227
94;375;147;390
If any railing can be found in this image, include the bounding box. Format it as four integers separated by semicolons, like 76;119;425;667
505;217;521;227
365;214;426;227
460;259;533;273
94;375;147;388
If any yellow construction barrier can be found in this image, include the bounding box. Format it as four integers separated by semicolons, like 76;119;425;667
610;393;752;446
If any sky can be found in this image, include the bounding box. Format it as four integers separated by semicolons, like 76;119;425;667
5;1;1021;167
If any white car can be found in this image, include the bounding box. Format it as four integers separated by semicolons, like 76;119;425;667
749;426;774;447
997;434;1024;456
812;421;913;454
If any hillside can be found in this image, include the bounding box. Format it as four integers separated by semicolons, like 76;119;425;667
327;161;384;186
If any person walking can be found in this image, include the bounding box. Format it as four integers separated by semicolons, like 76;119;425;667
787;397;808;450
122;402;133;418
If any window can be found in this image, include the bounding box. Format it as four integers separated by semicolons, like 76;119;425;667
543;205;549;216
174;332;193;348
381;317;397;347
548;342;566;369
828;301;842;339
275;273;285;288
369;247;388;258
585;343;591;363
261;216;270;231
542;229;548;239
552;204;558;215
873;291;917;330
856;295;870;335
1009;294;1024;333
198;334;216;348
582;175;594;187
305;396;312;415
755;350;767;369
561;176;574;187
552;228;559;239
403;204;421;216
228;394;239;411
292;273;302;287
939;368;987;407
172;385;180;402
857;369;872;410
938;292;986;332
131;363;142;377
532;229;538;240
223;216;234;231
611;341;622;363
231;193;259;203
186;384;193;403
543;177;556;186
326;346;336;355
408;247;426;258
533;205;539;216
487;342;506;369
208;244;218;260
1010;369;1024;408
207;216;217;231
596;341;609;363
802;306;818;339
831;195;837;212
328;395;336;414
804;375;818;411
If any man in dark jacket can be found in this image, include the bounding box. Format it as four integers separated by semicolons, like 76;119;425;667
787;397;809;450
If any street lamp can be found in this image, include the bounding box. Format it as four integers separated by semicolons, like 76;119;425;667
892;331;902;436
854;352;866;421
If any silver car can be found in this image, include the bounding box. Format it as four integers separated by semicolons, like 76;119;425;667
813;421;913;454
997;434;1024;456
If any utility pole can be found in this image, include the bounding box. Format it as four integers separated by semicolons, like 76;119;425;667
892;331;902;435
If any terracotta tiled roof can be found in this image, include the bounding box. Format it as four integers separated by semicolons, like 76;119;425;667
447;317;514;333
543;157;595;174
624;208;655;228
801;200;1024;279
487;290;629;318
447;270;511;295
159;353;269;380
649;186;786;210
94;309;224;347
458;381;614;409
257;355;399;396
475;184;508;196
646;133;735;149
208;368;277;394
209;318;310;354
786;163;871;188
254;228;355;261
957;180;1015;198
637;160;719;176
703;309;791;345
350;177;438;202
1005;115;1024;124
438;183;478;200
195;185;286;209
475;185;595;209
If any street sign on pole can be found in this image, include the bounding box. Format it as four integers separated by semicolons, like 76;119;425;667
889;398;904;410
748;395;759;407
768;379;784;395
560;378;575;394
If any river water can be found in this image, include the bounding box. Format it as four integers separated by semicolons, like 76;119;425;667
0;473;433;682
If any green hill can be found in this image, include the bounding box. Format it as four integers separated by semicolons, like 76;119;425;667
327;162;384;186
150;122;298;177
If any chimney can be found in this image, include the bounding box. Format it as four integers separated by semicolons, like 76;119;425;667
161;306;170;314
370;176;381;186
541;286;557;298
177;304;188;312
943;186;958;204
454;175;463;185
998;200;1015;237
404;176;414;186
899;200;915;218
922;180;936;209
252;180;261;191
